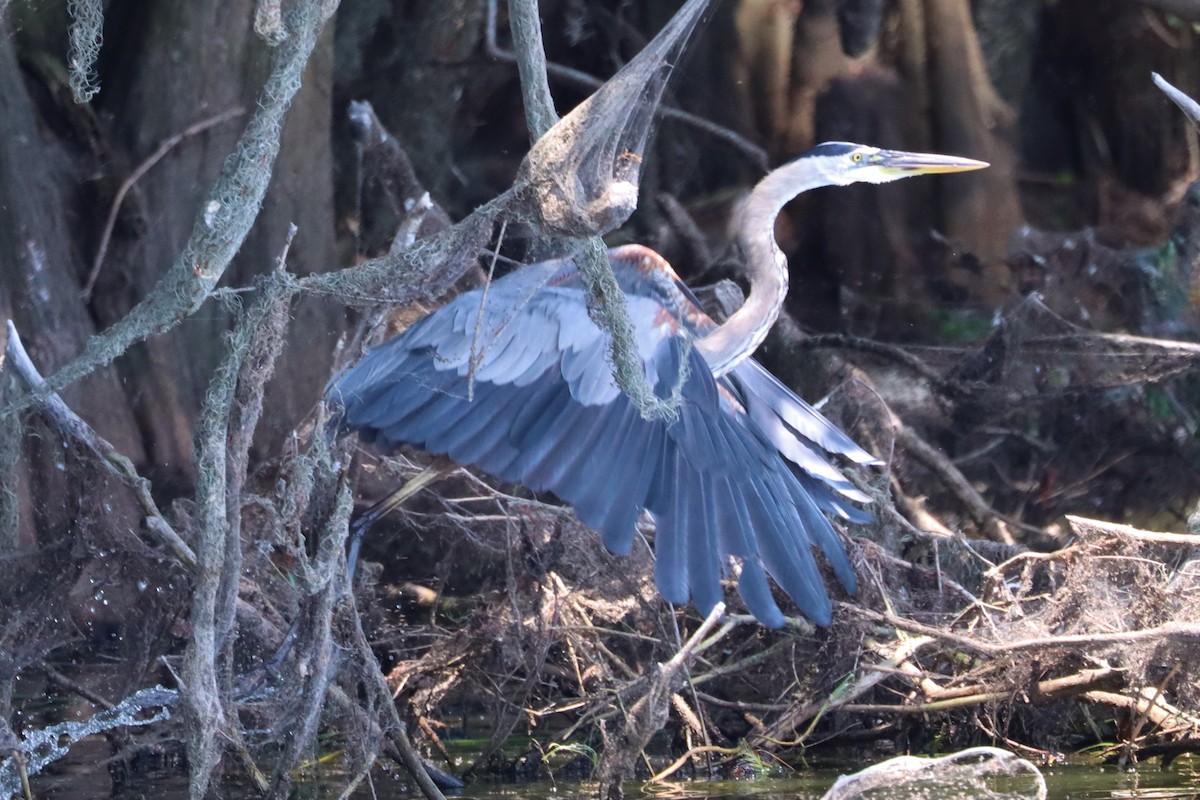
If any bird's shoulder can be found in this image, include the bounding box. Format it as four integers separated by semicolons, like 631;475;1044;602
531;243;718;339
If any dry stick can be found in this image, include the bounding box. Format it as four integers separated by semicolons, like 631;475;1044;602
693;691;789;713
1120;662;1181;767
186;260;299;797
670;692;705;742
484;0;768;169
912;665;1123;705
388;725;448;800
547;606;732;755
1084;691;1190;731
755;635;938;748
687;637;794;688
342;576;452;800
337;588;452;800
2;321;197;566
598;603;727;790
218;231;298;657
466;219;508;401
650;744;740;783
82;107;245;300
185;234;297;797
843;603;1200;655
13;751;31;800
795;333;957;393
971;717;1059;761
893;422;1045;544
1067;515;1200;547
40;661;116;710
269;480;353;796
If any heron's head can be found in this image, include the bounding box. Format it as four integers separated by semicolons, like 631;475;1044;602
800;142;989;186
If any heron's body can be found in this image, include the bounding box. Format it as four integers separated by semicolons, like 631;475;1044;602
329;143;987;627
331;243;874;626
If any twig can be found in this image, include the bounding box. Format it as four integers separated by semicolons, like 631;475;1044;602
1085;690;1191;731
388;724;448;800
82;107;245;300
14;749;31;800
650;744;740;782
3;321;196;566
796;333;958;394
1067;515;1200;547
972;718;1059;761
692;690;789;713
688;637;793;687
655;193;712;266
467;219;508;400
40;661;115;710
1120;663;1182;767
842;603;1200;656
756;635;937;747
598;603;726;796
894;422;1051;544
504;0;690;423
840;666;1120;714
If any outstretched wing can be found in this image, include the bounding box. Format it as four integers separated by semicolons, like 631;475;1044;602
328;244;870;626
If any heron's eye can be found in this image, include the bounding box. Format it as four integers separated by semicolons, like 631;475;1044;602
852;152;863;163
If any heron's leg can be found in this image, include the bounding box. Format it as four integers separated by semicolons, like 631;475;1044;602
243;460;457;694
346;459;457;582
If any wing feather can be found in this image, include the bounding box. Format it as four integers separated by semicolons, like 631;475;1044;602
652;447;691;605
729;360;879;465
329;245;874;628
686;473;724;616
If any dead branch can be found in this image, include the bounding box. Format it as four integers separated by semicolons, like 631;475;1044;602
82;107;245;300
2;321;196;566
756;635;938;747
650;744;740;782
598;603;726;799
1067;515;1200;548
1084;690;1192;731
838;665;1123;715
844;604;1200;656
795;333;957;394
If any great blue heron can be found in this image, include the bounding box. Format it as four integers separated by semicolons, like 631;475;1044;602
328;142;987;627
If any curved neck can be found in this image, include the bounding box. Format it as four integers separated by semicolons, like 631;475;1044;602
696;159;831;377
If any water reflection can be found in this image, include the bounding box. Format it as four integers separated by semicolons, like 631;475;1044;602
48;761;1193;800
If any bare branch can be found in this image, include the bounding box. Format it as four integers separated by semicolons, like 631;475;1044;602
2;321;196;566
82;107;245;301
843;603;1200;656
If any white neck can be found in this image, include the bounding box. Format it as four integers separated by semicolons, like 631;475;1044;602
696;159;833;376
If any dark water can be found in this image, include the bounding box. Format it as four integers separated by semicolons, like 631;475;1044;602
29;755;1200;799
